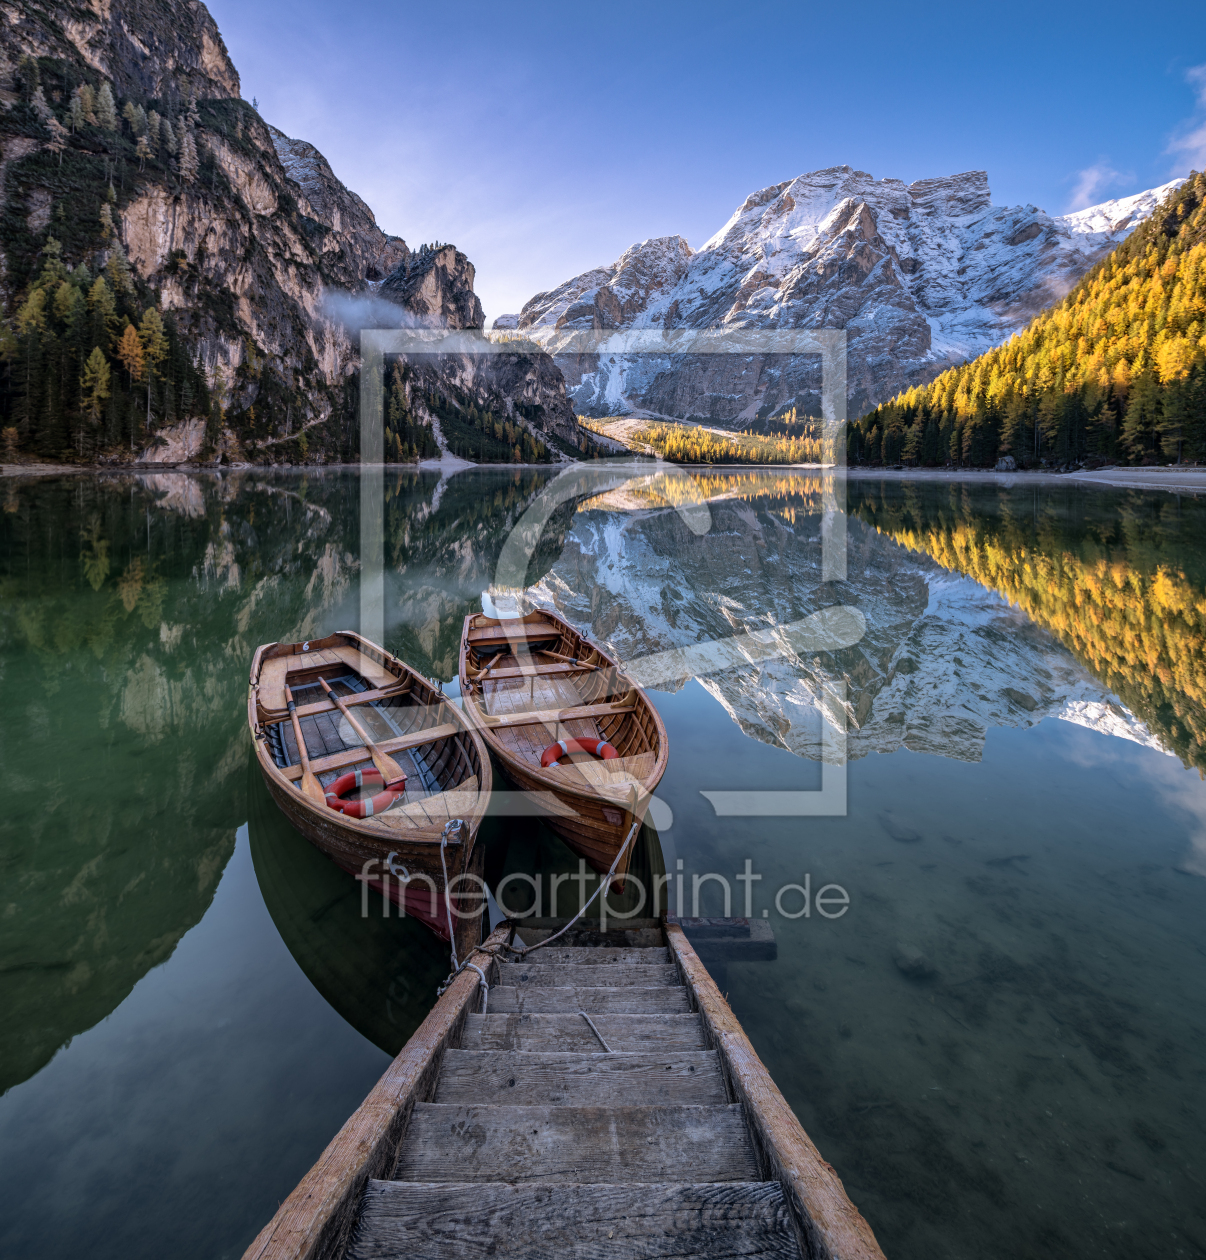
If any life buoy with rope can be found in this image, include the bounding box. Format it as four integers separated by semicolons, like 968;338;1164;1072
324;767;406;818
541;738;619;768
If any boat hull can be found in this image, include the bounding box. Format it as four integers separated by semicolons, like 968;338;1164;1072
458;610;667;892
250;631;491;962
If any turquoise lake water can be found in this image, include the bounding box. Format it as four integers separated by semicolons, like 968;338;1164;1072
0;466;1203;1259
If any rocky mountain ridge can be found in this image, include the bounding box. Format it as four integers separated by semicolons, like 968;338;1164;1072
0;0;581;464
507;167;1183;421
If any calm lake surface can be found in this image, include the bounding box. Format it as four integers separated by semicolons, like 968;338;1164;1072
1;465;1203;1260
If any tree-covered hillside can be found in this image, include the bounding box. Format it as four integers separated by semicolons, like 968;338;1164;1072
849;173;1206;468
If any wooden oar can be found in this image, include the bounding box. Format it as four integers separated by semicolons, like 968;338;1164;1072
539;647;601;670
318;677;408;788
285;684;325;803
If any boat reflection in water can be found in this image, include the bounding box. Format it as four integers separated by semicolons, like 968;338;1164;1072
249;741;669;1055
247;752;453;1056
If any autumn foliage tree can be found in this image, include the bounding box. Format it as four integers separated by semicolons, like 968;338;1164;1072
850;172;1206;468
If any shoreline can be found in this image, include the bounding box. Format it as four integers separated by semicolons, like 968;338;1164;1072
6;460;1206;494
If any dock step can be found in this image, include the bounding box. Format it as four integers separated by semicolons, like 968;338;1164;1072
394;1104;760;1183
497;962;681;987
463;1013;707;1052
351;1180;801;1259
511;946;673;965
434;1050;728;1105
487;985;691;1014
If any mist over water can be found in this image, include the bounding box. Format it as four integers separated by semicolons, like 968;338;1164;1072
0;468;1202;1260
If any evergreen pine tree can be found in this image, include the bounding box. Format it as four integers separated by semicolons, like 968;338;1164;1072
46;116;69;164
30;85;52;121
106;245;133;295
96;83;118;130
178;127;198;181
78;83;97;124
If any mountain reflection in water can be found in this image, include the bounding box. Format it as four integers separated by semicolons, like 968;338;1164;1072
529;470;1186;767
849;478;1206;772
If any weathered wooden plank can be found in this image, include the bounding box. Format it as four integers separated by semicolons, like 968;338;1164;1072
350;1180;801;1259
465;699;636;730
679;916;779;963
507;946;671;965
394;1104;759;1184
461;1013;707;1053
496;963;680;988
471;661;596;681
288;685;409;720
279;724;460;780
512;919;664;949
665;922;886;1260
239;925;510;1260
487;985;690;1014
434;1050;728;1106
466;620;561;645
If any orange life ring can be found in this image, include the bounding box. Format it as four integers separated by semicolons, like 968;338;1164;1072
324;767;406;818
541;738;619;768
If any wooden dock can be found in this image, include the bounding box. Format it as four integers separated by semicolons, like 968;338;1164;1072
242;917;885;1260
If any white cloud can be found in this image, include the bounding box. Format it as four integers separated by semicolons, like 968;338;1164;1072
1167;63;1206;174
1067;163;1125;212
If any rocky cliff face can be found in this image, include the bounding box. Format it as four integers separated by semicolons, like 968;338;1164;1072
510;167;1183;422
0;0;581;463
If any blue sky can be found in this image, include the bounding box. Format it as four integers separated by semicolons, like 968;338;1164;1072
207;0;1206;323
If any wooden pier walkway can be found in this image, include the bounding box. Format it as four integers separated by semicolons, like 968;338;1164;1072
243;917;885;1260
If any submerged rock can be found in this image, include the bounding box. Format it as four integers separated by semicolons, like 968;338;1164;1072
893;942;936;979
879;812;923;842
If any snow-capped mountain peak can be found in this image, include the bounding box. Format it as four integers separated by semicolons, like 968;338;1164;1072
513;166;1184;420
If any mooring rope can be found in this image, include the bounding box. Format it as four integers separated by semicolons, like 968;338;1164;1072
435;815;642;1007
497;818;642;959
436;819;490;1013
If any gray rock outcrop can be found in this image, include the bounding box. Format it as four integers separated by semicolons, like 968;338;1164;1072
0;0;583;461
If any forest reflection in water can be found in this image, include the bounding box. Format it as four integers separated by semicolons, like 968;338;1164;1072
0;466;562;1096
0;466;1203;1260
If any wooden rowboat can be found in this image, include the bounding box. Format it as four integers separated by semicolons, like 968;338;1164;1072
249;631;492;961
458;609;667;890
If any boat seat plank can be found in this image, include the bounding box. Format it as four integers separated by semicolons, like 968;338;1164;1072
289;684;409;720
433;1050;728;1107
470;662;597;681
394;1104;759;1184
468;700;636;733
460;1013;707;1053
467;620;561;646
351;1180;800;1259
377;776;480;829
487;986;691;1014
279;724;461;780
259;645;396;713
481;670;599;761
496;963;681;988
